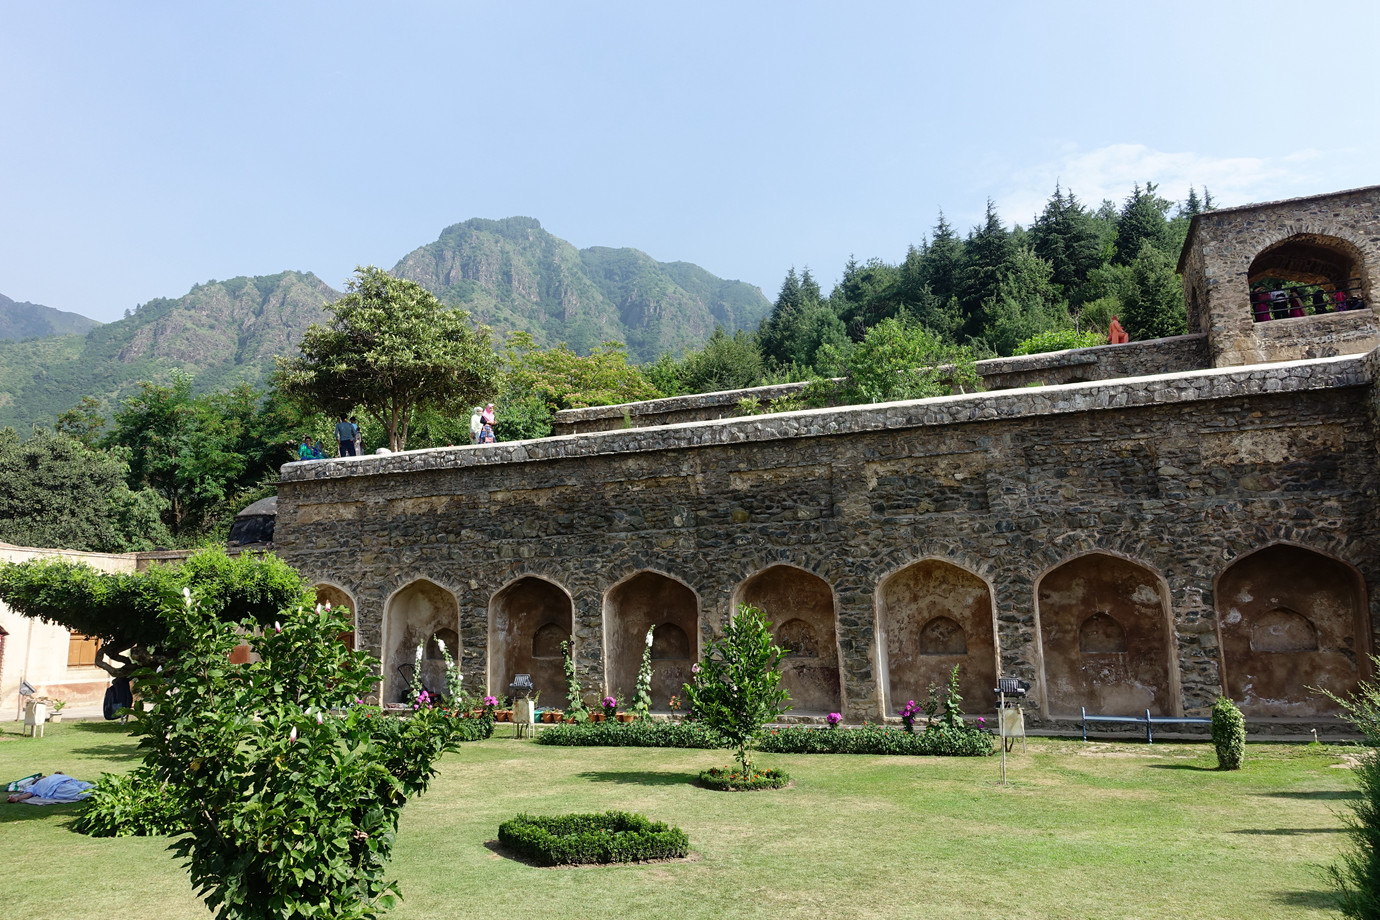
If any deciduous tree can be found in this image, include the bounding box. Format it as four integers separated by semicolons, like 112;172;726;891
274;266;498;451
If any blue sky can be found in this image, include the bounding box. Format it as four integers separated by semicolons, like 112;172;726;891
2;1;1376;324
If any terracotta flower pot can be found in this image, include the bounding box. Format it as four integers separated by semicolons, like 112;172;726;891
590;711;605;722
617;712;636;723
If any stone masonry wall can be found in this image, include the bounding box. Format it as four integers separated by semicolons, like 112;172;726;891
277;352;1380;726
553;335;1210;435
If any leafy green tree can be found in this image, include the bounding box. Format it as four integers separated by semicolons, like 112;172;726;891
500;331;659;412
135;592;486;920
673;327;765;394
1120;242;1189;340
0;547;309;676
811;316;979;405
977;247;1072;356
53;395;107;448
683;604;790;773
0;427;168;552
833;257;904;340
1013;328;1105;356
274;266;498;451
919;212;964;310
758;267;847;372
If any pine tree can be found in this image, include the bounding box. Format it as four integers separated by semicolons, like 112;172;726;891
1120;242;1188;339
957;200;1015;338
1031;186;1104;305
1114;182;1173;265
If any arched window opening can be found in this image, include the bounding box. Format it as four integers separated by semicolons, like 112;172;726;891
733;564;841;714
425;628;459;661
532;622;568;659
917;616;967;656
1247;234;1366;323
650;622;690;660
1079;612;1128;654
1249;607;1320;653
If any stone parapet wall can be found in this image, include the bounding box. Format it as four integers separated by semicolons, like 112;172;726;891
551;335;1210;435
276;351;1380;726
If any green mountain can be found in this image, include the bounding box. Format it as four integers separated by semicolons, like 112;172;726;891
0;293;101;341
392;217;770;362
0;219;771;430
0;272;339;430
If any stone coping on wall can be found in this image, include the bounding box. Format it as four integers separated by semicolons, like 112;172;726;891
550;334;1208;429
279;348;1375;484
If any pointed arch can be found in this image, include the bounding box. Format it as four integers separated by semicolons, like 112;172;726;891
876;557;997;717
1216;543;1369;716
382;578;460;704
489;575;573;706
603;570;698;709
314;582;356;651
734;563;841;714
1035;552;1177;718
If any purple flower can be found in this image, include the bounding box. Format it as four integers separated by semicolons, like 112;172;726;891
826;712;842;727
602;696;617;708
483;695;498;708
691;664;701;675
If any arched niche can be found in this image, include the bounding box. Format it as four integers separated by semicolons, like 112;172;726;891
383;579;459;704
735;565;840;714
315;584;356;651
877;559;997;717
1247;233;1366;322
1216;544;1369;716
489;576;572;706
1036;554;1176;718
1079;613;1128;654
604;571;697;710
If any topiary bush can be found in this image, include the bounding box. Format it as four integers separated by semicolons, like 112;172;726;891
73;767;186;837
1211;696;1246;770
497;811;689;866
698;766;790;791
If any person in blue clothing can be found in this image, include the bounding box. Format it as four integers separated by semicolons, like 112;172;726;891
335;415;357;457
478;422;496;444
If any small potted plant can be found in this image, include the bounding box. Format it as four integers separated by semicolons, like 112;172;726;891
47;699;66;723
668;694;683;722
600;695;618;722
827;712;842;728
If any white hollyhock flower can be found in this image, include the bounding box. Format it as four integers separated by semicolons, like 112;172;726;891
646;628;655;647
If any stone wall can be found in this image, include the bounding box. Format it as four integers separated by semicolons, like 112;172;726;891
552;335;1210;435
276;351;1380;727
1179;185;1380;368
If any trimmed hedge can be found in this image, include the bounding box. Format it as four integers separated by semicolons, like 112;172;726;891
1211;697;1246;770
498;811;690;866
536;719;992;757
699;767;790;791
536;719;722;749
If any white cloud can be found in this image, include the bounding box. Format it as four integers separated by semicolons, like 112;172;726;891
997;143;1324;226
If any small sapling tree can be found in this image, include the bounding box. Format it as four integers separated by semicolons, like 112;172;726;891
683;604;790;775
135;590;483;920
1323;662;1380;919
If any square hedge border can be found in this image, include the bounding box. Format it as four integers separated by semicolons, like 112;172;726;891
497;811;690;866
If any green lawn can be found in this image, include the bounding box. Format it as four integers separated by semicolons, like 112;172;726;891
0;720;1356;920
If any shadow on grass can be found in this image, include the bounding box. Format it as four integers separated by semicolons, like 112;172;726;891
0;802;86;825
1263;789;1360;801
1273;890;1336;910
575;770;699;787
1230;827;1342;835
1144;763;1218;772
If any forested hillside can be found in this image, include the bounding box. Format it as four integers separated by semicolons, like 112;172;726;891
0;292;100;341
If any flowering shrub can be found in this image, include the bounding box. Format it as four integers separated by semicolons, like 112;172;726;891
602;695;619;720
497;811;689;866
483;695;498;712
632;627;656;720
899;699;922;733
827;712;842;728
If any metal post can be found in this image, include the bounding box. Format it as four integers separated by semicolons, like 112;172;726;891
998;689;1007;785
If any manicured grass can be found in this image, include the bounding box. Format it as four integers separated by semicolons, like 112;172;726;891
0;720;1356;920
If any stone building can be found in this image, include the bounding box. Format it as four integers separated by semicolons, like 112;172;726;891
273;186;1380;730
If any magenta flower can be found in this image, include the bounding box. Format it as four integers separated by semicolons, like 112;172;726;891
827;712;842;727
483;695;498;708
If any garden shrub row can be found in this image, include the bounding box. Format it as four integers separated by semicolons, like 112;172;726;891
497;811;690;866
536;719;992;756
